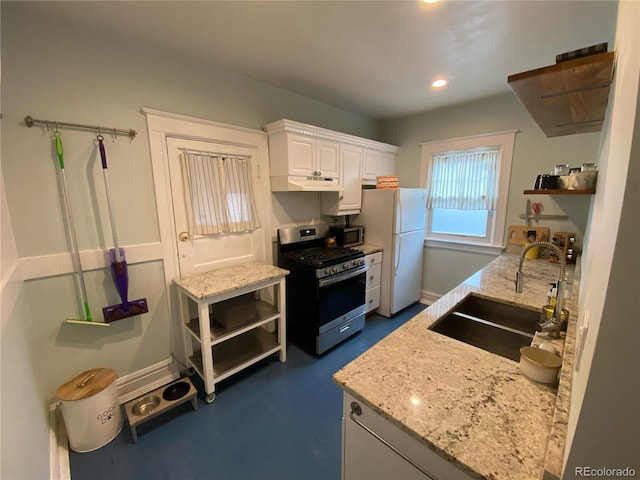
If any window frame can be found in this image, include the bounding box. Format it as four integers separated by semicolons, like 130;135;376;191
419;130;517;254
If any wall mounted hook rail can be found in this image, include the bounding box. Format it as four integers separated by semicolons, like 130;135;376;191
24;115;137;140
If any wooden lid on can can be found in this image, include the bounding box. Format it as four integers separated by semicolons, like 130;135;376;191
56;368;118;401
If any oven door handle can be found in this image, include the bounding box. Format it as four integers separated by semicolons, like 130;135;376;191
318;265;368;287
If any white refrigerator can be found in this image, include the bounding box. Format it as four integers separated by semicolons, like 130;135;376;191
354;188;427;317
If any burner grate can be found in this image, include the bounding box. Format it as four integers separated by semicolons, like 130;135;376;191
282;247;363;268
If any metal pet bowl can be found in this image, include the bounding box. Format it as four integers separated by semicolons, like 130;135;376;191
162;381;190;401
131;396;160;416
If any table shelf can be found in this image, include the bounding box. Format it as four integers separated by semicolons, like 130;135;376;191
174;262;288;403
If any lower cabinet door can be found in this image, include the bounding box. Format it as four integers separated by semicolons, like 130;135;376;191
365;286;380;313
343;412;431;480
342;393;474;480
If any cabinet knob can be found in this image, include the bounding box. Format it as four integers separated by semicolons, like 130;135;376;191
179;231;190;242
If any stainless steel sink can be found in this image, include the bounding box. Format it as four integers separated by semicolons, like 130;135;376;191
429;295;540;362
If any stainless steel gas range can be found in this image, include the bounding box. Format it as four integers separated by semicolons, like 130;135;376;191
277;224;367;355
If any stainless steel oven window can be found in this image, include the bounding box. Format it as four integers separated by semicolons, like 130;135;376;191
317;268;366;325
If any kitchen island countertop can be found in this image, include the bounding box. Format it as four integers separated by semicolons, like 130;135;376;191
333;251;578;480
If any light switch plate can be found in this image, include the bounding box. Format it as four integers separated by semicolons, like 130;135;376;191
575;310;590;371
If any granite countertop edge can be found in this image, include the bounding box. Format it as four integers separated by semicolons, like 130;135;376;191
173;261;289;300
333;251;578;480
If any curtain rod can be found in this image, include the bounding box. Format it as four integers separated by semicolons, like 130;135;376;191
179;147;250;160
24;115;137;140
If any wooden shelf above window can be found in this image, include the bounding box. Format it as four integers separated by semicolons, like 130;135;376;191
524;189;595;195
508;51;615;137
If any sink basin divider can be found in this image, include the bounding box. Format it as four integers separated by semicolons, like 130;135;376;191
448;311;535;338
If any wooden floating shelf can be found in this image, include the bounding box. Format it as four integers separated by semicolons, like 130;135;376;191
523;189;595;195
508;51;615;137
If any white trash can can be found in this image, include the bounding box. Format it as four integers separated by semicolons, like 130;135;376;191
56;368;123;452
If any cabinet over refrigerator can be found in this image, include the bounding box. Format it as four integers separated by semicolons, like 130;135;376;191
354;188;427;317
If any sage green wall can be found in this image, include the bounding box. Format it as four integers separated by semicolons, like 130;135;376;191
1;4;376;478
379;92;602;295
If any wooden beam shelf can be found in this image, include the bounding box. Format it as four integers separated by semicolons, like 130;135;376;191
508;51;615;137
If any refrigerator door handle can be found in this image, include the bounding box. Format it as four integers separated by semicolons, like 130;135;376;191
397;191;403;234
394;235;401;276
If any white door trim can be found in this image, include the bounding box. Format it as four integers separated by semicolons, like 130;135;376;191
142;108;271;366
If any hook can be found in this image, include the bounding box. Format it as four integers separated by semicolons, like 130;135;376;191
54;121;59;133
112;128;117;141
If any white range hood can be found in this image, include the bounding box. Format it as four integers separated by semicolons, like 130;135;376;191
270;175;342;192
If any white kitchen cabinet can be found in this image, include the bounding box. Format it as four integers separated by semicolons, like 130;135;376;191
173;263;288;404
321;144;363;216
364;251;382;313
342;392;473;480
264;119;397;192
362;148;396;185
274;134;339;178
316;139;340;178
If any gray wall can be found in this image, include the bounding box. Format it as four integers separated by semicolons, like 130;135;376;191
379;92;602;295
0;4;376;478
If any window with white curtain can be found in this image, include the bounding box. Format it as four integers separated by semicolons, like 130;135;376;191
420;131;517;253
181;151;261;236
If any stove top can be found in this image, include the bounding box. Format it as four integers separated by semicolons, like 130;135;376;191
282;246;364;268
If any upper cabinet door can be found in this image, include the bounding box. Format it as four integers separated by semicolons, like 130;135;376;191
339;144;363;212
287;134;315;176
316;140;340;178
362;149;379;181
378;152;396;177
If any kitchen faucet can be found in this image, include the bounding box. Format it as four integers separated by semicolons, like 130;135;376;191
515;241;567;338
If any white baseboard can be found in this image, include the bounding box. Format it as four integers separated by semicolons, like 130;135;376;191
50;404;70;480
116;356;183;404
420;290;441;305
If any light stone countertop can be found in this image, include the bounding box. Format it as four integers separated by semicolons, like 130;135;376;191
334;251;579;480
173;262;289;300
352;244;383;255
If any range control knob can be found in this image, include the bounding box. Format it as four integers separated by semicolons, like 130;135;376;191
343;263;349;270
324;268;332;275
332;267;338;274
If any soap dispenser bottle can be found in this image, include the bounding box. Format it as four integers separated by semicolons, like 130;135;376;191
547;283;557;307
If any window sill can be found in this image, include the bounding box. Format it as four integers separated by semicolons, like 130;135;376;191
424;238;505;255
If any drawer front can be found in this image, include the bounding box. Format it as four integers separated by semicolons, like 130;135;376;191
367;263;382;289
366;251;383;266
366;286;380;313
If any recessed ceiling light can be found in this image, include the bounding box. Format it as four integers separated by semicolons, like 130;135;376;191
431;78;449;88
423;0;440;3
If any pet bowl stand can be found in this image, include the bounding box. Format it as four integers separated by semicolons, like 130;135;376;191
124;377;197;443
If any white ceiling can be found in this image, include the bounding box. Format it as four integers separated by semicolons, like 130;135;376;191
26;1;618;119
